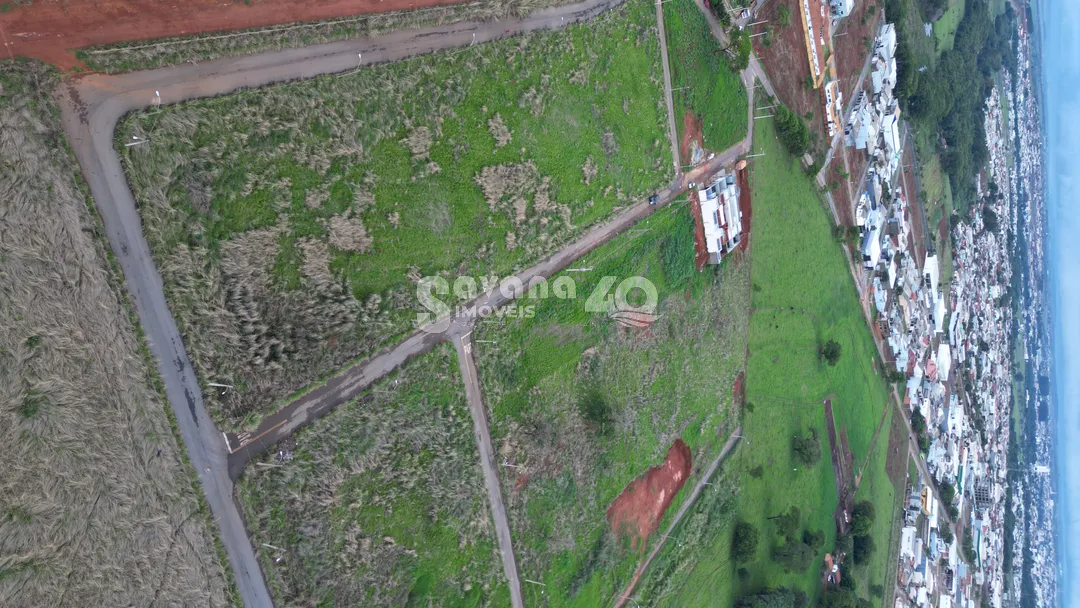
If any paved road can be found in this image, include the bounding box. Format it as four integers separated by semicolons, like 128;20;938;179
452;331;524;608
819;27;877;176
613;427;743;608
54;0;662;605
56;0;765;603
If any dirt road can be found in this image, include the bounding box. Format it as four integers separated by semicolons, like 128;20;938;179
453;331;524;608
55;1;649;605
55;1;766;603
225;138;747;469
656;0;681;175
0;0;475;69
613;427;743;608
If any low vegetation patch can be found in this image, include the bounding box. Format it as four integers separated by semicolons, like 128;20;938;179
647;118;898;606
663;0;749;152
237;346;508;606
120;0;674;428
0;60;229;606
473;204;751;605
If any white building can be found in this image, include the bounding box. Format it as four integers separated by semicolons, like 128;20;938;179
697;173;742;264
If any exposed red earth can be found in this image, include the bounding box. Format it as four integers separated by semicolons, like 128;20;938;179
607;438;693;549
0;0;470;69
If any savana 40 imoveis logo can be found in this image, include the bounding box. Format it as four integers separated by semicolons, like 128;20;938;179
415;274;659;332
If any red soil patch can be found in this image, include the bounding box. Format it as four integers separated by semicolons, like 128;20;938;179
736;165;752;253
0;0;470;70
606;439;692;549
689;191;710;271
679;111;705;166
752;3;824;141
733;371;745;410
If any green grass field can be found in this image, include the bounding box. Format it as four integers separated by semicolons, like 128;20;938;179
663;0;748;156
472;202;751;606
643;119;898;606
119;0;676;429
236;345;510;606
902;0;938;70
934;0;967;55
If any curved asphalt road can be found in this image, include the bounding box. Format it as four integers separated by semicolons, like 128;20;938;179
56;2;634;606
56;1;763;605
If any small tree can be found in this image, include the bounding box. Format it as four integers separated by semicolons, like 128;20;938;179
911;409;927;435
853;534;876;565
579;387;611;434
802;528;825;549
777;3;792;26
732;521;761;563
792;429;822;466
851;501;876;536
772;541;815;573
822;339;842;366
770;507;802;542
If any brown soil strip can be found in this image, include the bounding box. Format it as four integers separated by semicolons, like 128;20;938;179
824;398;853;534
0;0;472;69
607;438;692;549
689;191;710;270
679;111;705;166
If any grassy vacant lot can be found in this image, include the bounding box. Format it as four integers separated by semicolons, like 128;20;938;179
473;203;751;606
645;119;897;606
664;0;748;153
0;60;229;606
934;0;967;54
237;345;508;606
120;0;674;429
78;0;570;73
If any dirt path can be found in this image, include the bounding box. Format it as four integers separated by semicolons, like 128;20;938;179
0;0;474;69
613;427;743;608
825;399;854;532
453;331;524;608
656;0;682;176
55;2;649;605
55;2;767;603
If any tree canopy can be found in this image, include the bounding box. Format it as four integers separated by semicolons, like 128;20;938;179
732;521;761;563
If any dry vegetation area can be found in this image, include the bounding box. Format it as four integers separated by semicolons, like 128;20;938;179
119;0;672;429
77;0;575;73
472;205;751;605
237;345;508;606
0;60;229;606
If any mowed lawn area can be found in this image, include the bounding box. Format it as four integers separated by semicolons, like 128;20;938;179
236;345;510;606
664;0;748;153
648;119;898;606
934;0;967;54
472;204;751;606
118;0;673;429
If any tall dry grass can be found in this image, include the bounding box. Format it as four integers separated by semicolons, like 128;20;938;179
0;60;230;606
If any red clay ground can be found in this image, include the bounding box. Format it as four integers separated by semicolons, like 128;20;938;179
679;111;706;167
0;0;470;69
752;2;825;143
900;141;929;264
737;164;752;253
824;399;855;534
607;438;692;549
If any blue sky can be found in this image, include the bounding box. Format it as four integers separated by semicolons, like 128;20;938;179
1043;0;1080;603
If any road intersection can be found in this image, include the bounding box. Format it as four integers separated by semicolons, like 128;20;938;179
57;1;763;604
